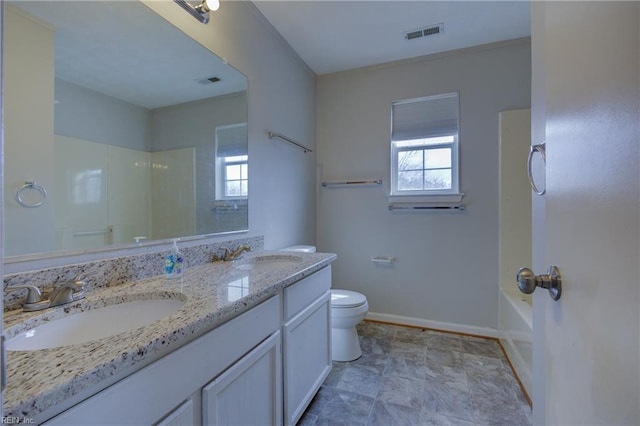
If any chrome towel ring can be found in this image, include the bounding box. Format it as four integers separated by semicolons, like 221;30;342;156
16;181;48;208
527;143;546;196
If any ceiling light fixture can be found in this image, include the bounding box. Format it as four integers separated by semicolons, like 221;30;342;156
174;0;219;24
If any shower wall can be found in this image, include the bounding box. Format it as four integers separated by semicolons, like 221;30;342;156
499;109;532;297
54;136;198;250
498;108;532;399
54;135;152;250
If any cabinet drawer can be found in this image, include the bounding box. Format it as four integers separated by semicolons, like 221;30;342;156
284;266;331;320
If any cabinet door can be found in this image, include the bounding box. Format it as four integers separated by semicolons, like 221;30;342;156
155;397;196;426
283;292;332;426
202;331;282;426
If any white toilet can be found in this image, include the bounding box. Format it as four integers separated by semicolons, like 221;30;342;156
280;245;369;362
329;289;369;361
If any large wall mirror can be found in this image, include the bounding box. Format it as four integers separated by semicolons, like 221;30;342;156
4;1;248;259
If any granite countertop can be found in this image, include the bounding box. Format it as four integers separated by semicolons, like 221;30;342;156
2;251;336;421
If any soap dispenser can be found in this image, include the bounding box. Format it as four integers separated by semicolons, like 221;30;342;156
173;239;184;278
164;239;184;279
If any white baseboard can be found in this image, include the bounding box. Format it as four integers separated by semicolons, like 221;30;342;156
500;335;532;399
365;311;500;339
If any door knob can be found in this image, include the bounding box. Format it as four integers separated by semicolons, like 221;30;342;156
517;265;562;301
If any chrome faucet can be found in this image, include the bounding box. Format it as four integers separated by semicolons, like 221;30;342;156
6;279;86;312
49;280;86;307
5;285;48;311
230;245;251;260
212;245;251;262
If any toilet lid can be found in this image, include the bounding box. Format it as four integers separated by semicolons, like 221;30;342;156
331;290;367;308
279;245;316;253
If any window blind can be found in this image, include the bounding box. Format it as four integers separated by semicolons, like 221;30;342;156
392;93;458;141
216;123;248;157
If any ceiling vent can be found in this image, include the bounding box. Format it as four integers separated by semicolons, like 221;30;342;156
196;76;221;85
404;23;444;41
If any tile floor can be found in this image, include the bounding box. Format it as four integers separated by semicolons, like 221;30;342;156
300;321;532;426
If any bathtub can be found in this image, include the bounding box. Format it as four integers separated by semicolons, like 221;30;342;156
498;286;532;400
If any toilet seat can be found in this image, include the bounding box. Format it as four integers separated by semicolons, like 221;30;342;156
331;290;367;308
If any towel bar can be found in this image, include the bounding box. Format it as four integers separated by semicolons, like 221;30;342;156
388;204;465;211
267;131;312;153
321;179;382;187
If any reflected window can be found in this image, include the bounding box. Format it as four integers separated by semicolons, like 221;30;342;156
227;276;250;302
223;155;248;197
72;169;103;204
215;123;248;200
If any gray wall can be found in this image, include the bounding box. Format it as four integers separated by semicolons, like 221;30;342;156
316;39;531;331
151;93;246;151
4;7;57;256
55;79;151;151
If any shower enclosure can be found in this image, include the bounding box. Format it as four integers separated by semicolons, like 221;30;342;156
498;109;533;400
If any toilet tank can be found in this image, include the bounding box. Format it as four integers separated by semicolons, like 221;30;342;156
279;245;316;253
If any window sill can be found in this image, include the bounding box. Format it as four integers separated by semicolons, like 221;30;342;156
209;199;248;213
387;193;464;204
387;193;465;211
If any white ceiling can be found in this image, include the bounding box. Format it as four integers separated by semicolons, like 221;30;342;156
9;1;530;105
11;1;246;109
253;1;531;75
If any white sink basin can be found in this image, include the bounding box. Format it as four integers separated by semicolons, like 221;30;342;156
234;254;303;272
6;298;186;351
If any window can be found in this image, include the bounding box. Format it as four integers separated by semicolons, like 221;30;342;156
390;93;459;196
223;155;248;197
215;123;248;199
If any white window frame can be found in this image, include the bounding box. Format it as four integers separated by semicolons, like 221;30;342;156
391;136;459;195
222;155;248;199
389;93;463;202
215;123;248;201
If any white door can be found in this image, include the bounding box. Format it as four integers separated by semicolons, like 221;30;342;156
531;2;639;424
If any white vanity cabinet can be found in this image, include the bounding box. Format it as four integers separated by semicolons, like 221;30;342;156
44;296;281;426
282;266;332;426
41;264;333;426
